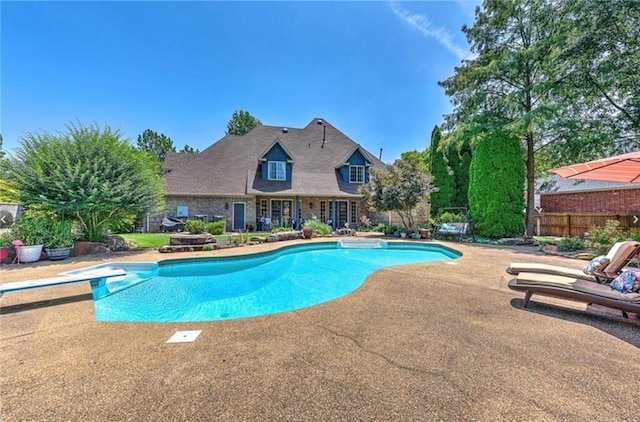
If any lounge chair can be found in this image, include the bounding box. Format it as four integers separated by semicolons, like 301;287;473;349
507;241;640;318
507;241;640;283
508;271;640;318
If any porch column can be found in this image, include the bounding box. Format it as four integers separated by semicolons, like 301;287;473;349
331;197;337;230
295;196;301;229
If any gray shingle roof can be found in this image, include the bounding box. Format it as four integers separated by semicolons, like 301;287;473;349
164;118;386;196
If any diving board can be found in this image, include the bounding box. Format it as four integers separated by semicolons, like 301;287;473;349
0;268;127;296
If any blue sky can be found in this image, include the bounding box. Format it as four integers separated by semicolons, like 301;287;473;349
1;1;477;163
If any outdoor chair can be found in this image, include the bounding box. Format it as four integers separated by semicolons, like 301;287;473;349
507;241;640;318
507;241;640;283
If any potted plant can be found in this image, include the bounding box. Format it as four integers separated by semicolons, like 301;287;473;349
10;214;48;263
0;231;11;262
398;226;408;238
44;218;76;261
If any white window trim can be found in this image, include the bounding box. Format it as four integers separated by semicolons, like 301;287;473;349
349;165;365;183
268;161;286;181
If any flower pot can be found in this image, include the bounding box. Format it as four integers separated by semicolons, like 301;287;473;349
302;228;313;239
45;247;72;261
16;244;44;263
0;246;9;262
400;232;407;238
419;229;429;239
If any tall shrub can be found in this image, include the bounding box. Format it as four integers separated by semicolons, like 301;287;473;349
468;130;525;238
6;123;165;241
429;126;455;218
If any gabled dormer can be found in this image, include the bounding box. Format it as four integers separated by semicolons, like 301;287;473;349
336;145;372;184
258;138;295;182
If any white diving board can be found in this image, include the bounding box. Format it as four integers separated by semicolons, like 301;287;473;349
0;268;127;296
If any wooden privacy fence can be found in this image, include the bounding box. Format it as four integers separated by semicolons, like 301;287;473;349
534;213;640;237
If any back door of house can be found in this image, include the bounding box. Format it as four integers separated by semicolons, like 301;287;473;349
233;203;245;231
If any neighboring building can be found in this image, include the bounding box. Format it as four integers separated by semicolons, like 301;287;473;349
537;176;640;214
159;118;388;232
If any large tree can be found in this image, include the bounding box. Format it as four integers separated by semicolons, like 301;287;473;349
179;144;199;154
137;129;175;162
429;126;455;218
359;155;436;229
439;0;565;236
440;0;640;235
6;123;165;241
226;110;262;136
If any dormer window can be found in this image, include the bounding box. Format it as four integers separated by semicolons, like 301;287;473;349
268;161;286;181
349;165;365;183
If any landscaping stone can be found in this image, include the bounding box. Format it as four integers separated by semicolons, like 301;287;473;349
266;231;302;242
169;233;216;246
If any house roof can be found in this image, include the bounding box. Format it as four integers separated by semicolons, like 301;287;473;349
163;152;196;172
537;175;636;194
163;118;387;197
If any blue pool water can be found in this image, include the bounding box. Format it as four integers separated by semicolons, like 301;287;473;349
93;241;460;322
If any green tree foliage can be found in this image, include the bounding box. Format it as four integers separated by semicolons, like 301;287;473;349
6;123;165;241
440;0;640;235
400;149;430;173
429;126;455;218
359;155;437;228
226;110;262;136
439;0;565;236
137;129;176;162
456;139;472;209
468;129;525;238
179;144;199;154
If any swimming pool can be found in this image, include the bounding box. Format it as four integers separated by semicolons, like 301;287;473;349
91;241;460;322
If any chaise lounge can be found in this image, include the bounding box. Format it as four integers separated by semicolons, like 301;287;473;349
507;241;640;282
507;241;640;318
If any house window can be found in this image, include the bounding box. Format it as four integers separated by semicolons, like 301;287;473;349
320;201;327;222
349;165;364;183
350;201;357;224
268;161;286;181
260;200;268;219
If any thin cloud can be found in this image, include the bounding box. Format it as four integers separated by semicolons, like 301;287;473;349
389;1;470;61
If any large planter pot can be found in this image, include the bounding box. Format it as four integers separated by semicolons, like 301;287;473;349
17;244;44;263
302;228;313;239
45;247;73;261
0;246;9;261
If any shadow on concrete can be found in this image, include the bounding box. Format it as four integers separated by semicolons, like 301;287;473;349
510;298;640;348
0;293;93;315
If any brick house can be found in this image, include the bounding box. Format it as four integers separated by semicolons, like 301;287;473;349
539;178;640;214
158;118;388;232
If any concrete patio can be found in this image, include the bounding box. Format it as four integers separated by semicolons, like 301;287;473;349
1;240;638;421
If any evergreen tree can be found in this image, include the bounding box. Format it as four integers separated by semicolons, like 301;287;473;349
226;110;262;136
468;129;524;238
455;138;472;209
137;129;175;162
429;126;455;218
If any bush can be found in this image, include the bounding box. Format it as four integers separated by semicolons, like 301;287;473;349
205;220;225;235
557;236;586;251
10;214;49;246
374;222;395;235
587;220;626;251
303;219;332;235
185;219;206;234
438;211;465;223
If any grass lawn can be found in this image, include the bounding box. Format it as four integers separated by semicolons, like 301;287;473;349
119;233;171;249
119;232;272;249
